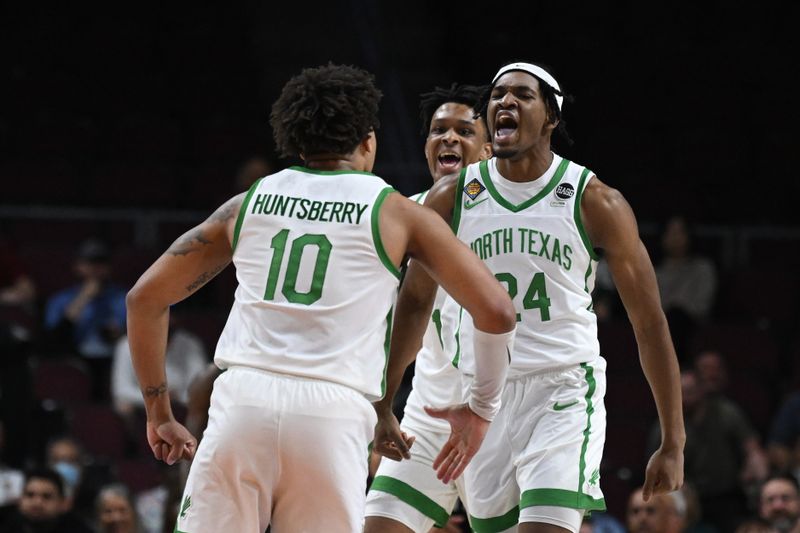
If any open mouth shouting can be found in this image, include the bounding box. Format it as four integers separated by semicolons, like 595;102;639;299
436;151;463;174
494;111;518;144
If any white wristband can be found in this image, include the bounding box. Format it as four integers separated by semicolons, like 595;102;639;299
469;327;514;421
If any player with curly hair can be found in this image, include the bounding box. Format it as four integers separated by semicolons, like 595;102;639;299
126;63;516;532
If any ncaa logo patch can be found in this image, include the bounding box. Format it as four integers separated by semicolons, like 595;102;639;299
555;183;575;200
464;178;485;200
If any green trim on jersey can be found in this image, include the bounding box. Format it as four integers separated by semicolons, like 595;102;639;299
469;506;520;533
431;309;444;349
380;308;394;397
410;189;429;204
519;488;606;511
288;165;376;177
231;177;263;252
574;168;600;260
451;307;464;367
371;187;402;280
479;157;569;213
450;168;468;233
577;362;604;508
370;476;450;528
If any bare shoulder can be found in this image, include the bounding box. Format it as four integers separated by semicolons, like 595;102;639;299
422;172;460;221
209;192;248;225
582;176;638;250
165;193;247;257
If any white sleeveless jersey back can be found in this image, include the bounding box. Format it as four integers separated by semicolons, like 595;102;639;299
214;166;400;400
441;155;600;376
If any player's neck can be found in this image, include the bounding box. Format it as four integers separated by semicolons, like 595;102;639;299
495;144;553;183
303;153;367;173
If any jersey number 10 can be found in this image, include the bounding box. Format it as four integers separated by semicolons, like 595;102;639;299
263;229;332;305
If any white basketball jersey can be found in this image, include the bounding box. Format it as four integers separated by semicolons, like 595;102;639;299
214;166;400;400
398;189;465;431
441;154;600;377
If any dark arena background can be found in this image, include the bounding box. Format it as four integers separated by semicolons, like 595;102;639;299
1;2;799;532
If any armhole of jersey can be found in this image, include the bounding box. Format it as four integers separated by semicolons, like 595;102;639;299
450;168;467;234
371;187;402;280
231;177;264;253
573;169;600;261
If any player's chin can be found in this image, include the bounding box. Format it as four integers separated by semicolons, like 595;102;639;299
493;146;520;159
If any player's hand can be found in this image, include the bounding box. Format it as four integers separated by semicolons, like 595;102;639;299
372;408;415;461
426;403;489;484
642;445;684;501
147;419;197;465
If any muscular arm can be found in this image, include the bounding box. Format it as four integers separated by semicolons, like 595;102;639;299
375;175;460;414
582;178;684;496
126;194;243;426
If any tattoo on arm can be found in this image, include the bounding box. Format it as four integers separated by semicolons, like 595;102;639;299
186;262;228;293
167;228;213;257
144;382;168;397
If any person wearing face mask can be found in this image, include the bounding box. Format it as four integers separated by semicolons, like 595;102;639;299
45;437;84;508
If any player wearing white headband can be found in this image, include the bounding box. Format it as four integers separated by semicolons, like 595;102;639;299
377;61;685;533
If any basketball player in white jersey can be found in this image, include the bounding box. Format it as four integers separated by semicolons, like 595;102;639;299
125;64;517;533
377;62;685;533
365;84;492;533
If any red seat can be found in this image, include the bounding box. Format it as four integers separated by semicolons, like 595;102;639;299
33;358;91;406
69;405;128;461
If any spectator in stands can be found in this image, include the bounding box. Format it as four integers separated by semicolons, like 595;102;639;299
44;238;126;401
45;436;84;508
0;467;93;532
111;318;207;433
768;392;800;482
758;475;800;533
648;369;768;531
734;520;773;533
579;511;626;533
95;484;138;533
626;486;687;533
694;350;729;397
0;422;24;521
655;215;717;360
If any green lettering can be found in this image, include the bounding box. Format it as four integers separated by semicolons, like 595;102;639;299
528;230;538;256
342;202;356;223
355;203;368;224
563;245;573;270
503;228;513;254
482;234;493;258
539;233;551;260
319;201;333;222
518;228;529;251
307;201;322;221
286;197;301;218
551;237;562;266
252;194;267;214
297;198;311;219
274;195;289;216
330;201;344;222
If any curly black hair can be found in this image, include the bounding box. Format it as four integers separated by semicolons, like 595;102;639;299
477;61;574;146
418;83;489;139
270;63;383;158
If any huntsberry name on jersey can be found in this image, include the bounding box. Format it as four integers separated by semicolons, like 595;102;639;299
251;194;369;224
469;227;573;270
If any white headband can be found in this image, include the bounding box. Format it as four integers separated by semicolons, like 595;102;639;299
492;62;563;111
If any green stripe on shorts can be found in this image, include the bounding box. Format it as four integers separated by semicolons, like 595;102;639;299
369;476;449;528
469;506;520;533
520;488;606;511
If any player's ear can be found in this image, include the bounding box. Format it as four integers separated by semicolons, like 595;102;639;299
479;142;492;161
361;130;377;155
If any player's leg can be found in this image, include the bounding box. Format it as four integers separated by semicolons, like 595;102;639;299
512;360;608;533
365;425;460;533
270;375;376;533
174;368;277;532
460;384;519;533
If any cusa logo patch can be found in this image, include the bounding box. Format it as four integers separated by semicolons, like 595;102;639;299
464;179;485;200
555;183;575;200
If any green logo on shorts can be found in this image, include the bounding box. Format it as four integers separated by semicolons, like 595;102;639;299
180;495;192;519
588;468;600;486
553;399;579;411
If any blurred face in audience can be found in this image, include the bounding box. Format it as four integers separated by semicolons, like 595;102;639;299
760;479;800;530
627;488;683;533
662;216;690;258
681;371;704;412
694;350;727;395
97;491;137;533
19;478;64;523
